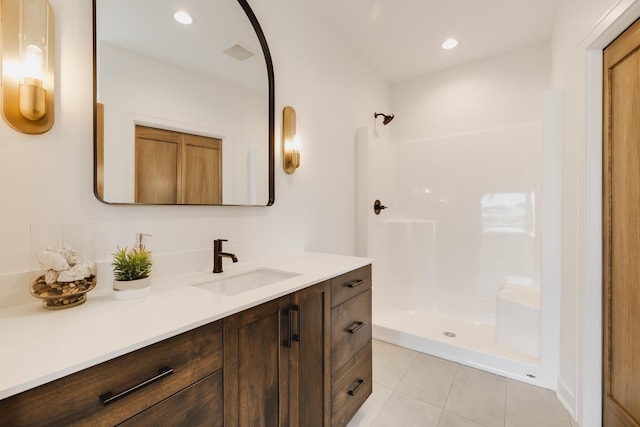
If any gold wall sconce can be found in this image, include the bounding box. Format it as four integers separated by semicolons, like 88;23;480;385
282;106;300;174
1;0;55;134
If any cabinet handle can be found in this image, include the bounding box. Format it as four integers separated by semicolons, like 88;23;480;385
348;379;366;396
99;367;174;406
347;321;365;334
286;307;293;348
292;304;301;342
345;279;364;288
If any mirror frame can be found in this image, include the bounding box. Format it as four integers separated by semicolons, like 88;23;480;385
92;0;275;206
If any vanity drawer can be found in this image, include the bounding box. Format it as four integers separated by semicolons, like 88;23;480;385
0;320;222;427
119;370;223;427
331;343;372;427
331;264;371;308
331;289;372;374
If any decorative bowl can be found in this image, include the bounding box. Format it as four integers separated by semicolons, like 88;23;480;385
31;274;97;309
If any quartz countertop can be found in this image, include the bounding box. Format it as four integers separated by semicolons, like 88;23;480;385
0;252;372;400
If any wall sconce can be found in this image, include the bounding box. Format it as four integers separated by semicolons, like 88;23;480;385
282;106;300;174
1;0;55;134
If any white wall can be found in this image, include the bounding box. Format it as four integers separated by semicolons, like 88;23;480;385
0;0;389;282
391;43;550;141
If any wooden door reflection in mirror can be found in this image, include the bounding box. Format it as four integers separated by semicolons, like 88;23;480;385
134;126;222;205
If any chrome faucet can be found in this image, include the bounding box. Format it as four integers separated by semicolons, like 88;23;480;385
213;239;238;273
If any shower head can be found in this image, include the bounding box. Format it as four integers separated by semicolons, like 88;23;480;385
374;112;395;125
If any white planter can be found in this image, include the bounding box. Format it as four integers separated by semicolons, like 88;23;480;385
113;277;151;300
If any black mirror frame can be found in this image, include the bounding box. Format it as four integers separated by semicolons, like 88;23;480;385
92;0;275;206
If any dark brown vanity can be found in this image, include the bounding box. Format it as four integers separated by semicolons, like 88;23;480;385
0;265;372;427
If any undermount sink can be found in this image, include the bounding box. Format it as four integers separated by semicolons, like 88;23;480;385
194;268;300;296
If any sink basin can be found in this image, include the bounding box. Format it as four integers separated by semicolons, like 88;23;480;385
194;268;300;296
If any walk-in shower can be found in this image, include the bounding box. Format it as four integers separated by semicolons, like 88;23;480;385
356;91;562;389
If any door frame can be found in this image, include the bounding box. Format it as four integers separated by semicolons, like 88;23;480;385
579;1;640;426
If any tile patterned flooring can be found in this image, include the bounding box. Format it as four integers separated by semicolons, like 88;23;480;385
348;340;579;427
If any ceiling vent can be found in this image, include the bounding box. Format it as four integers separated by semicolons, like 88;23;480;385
224;42;255;61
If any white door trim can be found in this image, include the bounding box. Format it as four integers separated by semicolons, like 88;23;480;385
579;1;640;425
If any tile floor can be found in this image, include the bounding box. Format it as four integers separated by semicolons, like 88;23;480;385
348;340;579;427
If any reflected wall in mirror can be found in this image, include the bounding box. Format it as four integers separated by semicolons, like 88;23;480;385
93;0;274;205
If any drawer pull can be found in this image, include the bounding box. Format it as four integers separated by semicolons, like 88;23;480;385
345;279;365;288
99;367;174;406
348;379;366;396
347;321;365;334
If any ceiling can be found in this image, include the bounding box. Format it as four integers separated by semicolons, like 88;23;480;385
302;0;560;83
96;0;267;93
95;0;560;87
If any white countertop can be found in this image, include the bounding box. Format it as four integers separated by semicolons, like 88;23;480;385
0;252;372;400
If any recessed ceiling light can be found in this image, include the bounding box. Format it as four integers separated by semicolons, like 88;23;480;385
441;38;458;50
174;11;193;25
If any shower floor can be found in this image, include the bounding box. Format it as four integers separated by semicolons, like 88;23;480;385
373;309;548;388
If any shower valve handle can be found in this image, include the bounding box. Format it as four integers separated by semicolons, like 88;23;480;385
374;200;387;215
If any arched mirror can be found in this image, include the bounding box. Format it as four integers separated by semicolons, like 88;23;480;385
93;0;274;205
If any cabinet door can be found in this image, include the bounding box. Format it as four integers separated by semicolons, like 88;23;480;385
224;296;291;427
290;281;331;427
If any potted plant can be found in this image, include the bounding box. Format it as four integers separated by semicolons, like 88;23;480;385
112;245;152;299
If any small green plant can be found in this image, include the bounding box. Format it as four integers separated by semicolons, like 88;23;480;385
112;246;152;281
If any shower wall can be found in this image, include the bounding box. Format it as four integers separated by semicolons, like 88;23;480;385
374;125;542;324
366;43;551;324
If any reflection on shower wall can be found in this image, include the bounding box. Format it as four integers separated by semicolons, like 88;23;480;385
371;123;542;324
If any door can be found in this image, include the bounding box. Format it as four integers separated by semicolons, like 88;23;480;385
603;17;640;427
181;133;222;204
289;281;331;427
134;126;222;204
223;296;291;427
135;126;180;204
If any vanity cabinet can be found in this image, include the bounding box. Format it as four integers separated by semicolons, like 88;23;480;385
0;263;372;427
223;280;331;427
330;265;373;427
0;321;223;426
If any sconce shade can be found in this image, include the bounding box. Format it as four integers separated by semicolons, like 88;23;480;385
282;106;300;174
1;0;55;134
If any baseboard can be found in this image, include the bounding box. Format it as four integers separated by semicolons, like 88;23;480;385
556;376;577;421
